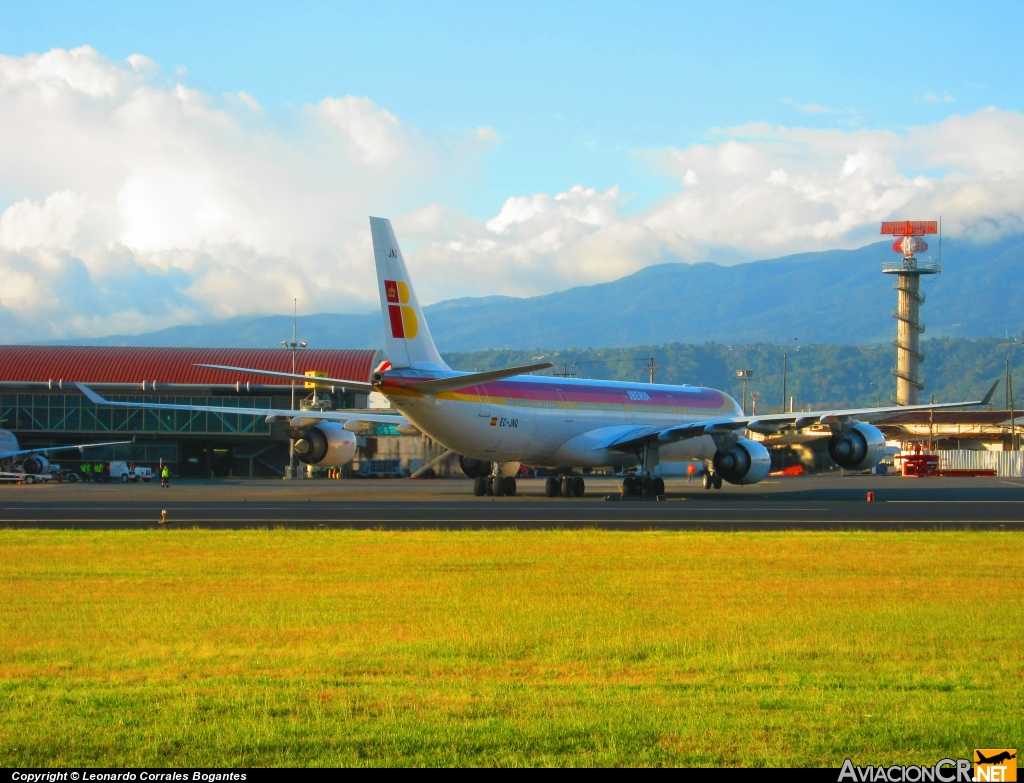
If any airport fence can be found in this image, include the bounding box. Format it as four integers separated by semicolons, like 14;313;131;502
937;450;1024;477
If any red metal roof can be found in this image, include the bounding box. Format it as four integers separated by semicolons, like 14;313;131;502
0;346;381;385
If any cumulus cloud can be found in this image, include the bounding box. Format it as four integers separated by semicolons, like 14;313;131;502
0;46;496;340
392;108;1024;300
1;45;1024;342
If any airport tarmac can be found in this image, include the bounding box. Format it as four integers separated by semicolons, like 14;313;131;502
1;474;1022;529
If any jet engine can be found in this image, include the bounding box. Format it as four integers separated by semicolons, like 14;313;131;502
459;456;492;478
827;423;885;471
292;423;357;467
22;455;49;475
712;439;771;485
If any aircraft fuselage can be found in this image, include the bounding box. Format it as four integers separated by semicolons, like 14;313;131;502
380;369;742;467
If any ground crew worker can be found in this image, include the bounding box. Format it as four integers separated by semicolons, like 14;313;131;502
687;463;696;482
81;463;90;482
161;466;170;488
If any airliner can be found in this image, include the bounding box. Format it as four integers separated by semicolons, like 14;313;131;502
79;217;997;497
0;429;131;482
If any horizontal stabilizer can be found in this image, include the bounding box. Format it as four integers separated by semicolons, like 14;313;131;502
407;363;553;395
195;363;377;393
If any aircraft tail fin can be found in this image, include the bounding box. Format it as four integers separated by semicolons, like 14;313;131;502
369;217;448;370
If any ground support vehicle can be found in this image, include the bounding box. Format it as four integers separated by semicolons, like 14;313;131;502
0;471;54;484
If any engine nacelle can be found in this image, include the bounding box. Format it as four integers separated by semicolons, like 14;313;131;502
713;439;771;485
293;423;357;467
828;422;886;471
459;456;492;478
22;455;49;475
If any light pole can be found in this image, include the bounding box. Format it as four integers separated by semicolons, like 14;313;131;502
735;369;754;415
644;356;662;384
282;299;307;479
1002;338;1021;451
781;337;798;413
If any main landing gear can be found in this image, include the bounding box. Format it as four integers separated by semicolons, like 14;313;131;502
620;475;664;498
473;474;517;497
545;475;585;498
702;471;723;490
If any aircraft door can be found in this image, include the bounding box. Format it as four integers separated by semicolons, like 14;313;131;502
475;386;490;417
556;389;572;422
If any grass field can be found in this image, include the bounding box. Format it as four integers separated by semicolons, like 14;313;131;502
0;530;1020;767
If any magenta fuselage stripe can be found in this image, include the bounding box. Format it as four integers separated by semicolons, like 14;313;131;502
383;376;730;410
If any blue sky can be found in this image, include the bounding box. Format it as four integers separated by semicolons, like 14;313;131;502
1;1;1023;338
4;0;1022;219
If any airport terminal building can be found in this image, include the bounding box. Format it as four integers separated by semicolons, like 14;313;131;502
0;346;395;478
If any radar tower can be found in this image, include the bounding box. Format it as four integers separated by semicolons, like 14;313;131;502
880;220;941;405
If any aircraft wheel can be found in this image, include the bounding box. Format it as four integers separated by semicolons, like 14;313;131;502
545;477;560;497
492;475;505;497
653;477;665;496
473;476;487;496
502;476;517;497
702;472;713;490
713;475;723;490
572;476;585;497
642;477;656;498
560;476;574;497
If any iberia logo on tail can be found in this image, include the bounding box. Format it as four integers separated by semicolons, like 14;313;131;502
384;279;418;339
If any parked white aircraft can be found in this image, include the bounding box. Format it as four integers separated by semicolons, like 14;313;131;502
72;387;411;473
0;429;132;481
79;217;997;497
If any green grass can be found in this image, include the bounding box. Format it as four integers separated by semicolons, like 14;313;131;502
0;530;1020;766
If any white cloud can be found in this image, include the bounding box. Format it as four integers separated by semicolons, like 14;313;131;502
1;45;1023;342
0;46;497;340
400;108;1024;301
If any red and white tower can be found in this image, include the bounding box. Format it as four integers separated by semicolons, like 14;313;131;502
880;220;941;405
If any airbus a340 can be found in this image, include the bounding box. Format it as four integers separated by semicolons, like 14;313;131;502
79;217;997;497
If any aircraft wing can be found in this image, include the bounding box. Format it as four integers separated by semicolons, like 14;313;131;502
607;380;1000;451
0;437;135;460
74;383;405;426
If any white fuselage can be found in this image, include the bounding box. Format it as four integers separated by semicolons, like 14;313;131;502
379;370;742;468
0;429;20;467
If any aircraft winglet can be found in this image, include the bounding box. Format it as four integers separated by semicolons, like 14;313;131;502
981;379;999;406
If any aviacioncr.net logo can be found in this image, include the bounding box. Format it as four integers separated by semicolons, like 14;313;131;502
839;758;973;782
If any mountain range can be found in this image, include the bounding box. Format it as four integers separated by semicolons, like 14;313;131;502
41;235;1024;351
